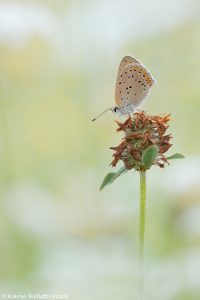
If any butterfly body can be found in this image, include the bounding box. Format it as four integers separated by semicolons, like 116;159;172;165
114;56;156;115
111;103;136;116
92;56;156;121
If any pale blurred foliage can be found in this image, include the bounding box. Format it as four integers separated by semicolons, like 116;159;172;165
0;1;200;299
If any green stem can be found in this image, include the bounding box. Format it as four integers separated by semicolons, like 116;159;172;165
139;171;146;300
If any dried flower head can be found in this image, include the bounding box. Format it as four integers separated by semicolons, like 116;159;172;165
100;110;184;191
110;111;173;171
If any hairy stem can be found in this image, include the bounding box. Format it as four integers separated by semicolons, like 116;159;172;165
139;171;146;300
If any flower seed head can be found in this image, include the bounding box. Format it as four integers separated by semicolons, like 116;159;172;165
110;111;172;171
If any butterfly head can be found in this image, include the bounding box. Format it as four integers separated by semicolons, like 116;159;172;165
111;106;120;114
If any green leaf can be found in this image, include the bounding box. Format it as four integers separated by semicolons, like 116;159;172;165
167;153;185;160
100;166;128;191
142;145;158;169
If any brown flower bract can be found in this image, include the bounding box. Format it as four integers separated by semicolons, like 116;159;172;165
110;111;172;171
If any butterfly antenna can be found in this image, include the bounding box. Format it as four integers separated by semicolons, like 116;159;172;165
92;108;112;122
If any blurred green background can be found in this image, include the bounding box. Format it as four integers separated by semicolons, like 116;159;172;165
0;0;200;299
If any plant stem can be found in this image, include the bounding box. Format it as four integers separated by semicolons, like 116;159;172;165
139;171;146;300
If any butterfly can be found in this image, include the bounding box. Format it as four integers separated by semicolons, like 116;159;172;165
92;56;156;121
